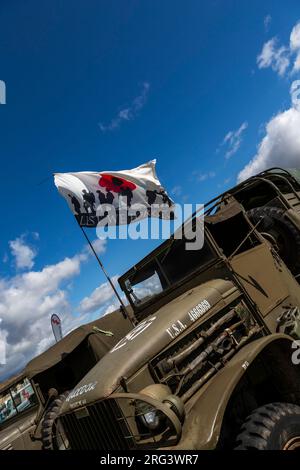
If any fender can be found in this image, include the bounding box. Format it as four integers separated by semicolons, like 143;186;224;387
172;334;297;450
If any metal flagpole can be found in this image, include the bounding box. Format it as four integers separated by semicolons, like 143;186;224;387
79;225;135;325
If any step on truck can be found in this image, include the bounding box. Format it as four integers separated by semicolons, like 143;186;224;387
56;168;300;450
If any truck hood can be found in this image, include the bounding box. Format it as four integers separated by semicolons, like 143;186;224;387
62;279;236;412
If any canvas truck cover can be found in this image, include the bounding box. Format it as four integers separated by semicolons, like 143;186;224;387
24;308;132;378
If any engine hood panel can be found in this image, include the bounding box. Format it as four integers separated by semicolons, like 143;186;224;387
62;279;237;413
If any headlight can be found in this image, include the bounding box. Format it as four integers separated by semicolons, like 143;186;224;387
111;391;183;447
135;400;165;431
141;409;160;430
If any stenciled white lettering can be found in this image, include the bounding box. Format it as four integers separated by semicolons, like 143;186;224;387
110;316;157;353
166;320;187;339
66;381;98;402
188;300;211;322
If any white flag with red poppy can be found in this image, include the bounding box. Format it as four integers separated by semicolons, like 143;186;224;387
54;160;174;227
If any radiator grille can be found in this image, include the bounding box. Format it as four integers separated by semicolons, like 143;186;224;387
60;399;134;450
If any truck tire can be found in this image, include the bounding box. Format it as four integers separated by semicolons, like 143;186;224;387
235;403;300;450
41;391;69;450
247;206;300;274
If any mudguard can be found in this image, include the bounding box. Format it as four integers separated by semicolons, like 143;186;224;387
172;334;297;450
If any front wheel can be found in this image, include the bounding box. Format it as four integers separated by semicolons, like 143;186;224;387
41;391;69;450
235;403;300;450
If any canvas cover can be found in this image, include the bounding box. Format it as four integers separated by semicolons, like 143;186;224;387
24;309;132;378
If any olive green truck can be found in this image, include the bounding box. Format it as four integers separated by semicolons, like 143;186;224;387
55;168;300;450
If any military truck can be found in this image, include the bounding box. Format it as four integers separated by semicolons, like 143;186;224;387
53;168;300;450
0;309;132;450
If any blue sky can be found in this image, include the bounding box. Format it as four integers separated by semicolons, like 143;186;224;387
1;0;300;378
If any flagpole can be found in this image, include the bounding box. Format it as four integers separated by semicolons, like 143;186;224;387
79;225;135;325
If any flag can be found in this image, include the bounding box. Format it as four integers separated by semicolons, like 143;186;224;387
54;160;174;227
51;314;63;343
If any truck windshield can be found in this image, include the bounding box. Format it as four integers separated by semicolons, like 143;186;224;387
0;377;37;425
122;238;216;306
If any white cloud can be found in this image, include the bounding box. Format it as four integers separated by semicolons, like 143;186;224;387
78;275;119;314
291;80;300;108
294;54;300;72
91;238;107;254
257;38;290;77
290;22;300;72
95;291;127;317
0;255;82;378
99;82;150;132
257;21;300;76
103;301;120;316
222;122;248;159
9;234;38;270
0;256;81;329
237;33;300;182
237;85;300;182
171;185;182;197
264;15;272;33
218;177;232;189
80;238;107;259
0;237;110;379
290;22;300;51
192;171;216;182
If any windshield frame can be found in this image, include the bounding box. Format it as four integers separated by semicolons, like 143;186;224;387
119;232;218;312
